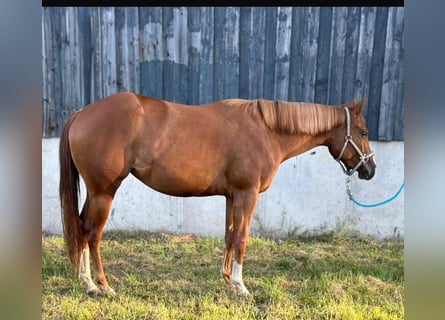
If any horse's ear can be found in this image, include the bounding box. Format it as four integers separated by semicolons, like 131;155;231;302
349;97;355;108
352;96;366;114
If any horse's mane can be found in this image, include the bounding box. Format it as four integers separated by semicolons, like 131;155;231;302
251;99;346;135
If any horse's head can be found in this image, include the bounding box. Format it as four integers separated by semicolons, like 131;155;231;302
328;96;376;180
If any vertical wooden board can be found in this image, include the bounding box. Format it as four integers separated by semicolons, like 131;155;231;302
139;7;163;99
53;8;65;134
115;7;139;93
139;7;163;61
379;7;403;141
249;7;266;99
274;7;292;101
89;8;101;101
301;7;320;103
162;7;175;101
72;7;84;110
367;7;388;141
199;7;213;104
78;7;92;107
328;7;347;105
41;8;47;135
101;7;117;98
176;7;188;103
342;7;360;104
314;7;332;104
222;7;239;99
115;7;128;92
42;8;53;136
393;8;404;140
42;8;50;136
238;7;251;99
213;7;225;101
288;7;304;101
46;7;65;136
263;7;277;99
60;7;83;135
187;7;201;104
354;7;376;116
91;7;106;101
161;6;188;102
127;7;140;94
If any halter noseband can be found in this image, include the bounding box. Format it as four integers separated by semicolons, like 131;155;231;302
336;107;374;176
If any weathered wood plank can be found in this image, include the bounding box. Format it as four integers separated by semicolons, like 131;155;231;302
393;7;404;140
249;7;266;100
379;7;404;141
198;7;213;104
78;7;92;106
222;7;239;99
59;7;83;133
367;7;388;141
342;7;360;103
289;7;304;101
115;7;139;93
263;7;277;100
354;7;376;116
101;7;117;98
42;8;50;135
239;7;251;99
139;7;162;99
328;7;347;105
301;7;320;102
163;7;188;102
274;7;292;101
213;7;225;101
187;7;200;104
90;7;117;101
314;7;332;104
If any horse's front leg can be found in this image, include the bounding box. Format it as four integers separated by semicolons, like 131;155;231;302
221;196;234;284
222;189;258;295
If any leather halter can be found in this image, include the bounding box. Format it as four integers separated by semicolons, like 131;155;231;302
336;107;374;176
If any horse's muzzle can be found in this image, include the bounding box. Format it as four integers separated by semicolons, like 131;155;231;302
358;163;375;180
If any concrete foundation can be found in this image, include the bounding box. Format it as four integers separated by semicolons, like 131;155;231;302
42;138;404;239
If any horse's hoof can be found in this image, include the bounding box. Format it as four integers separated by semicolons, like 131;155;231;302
99;285;117;296
103;287;116;296
231;280;250;295
86;287;102;297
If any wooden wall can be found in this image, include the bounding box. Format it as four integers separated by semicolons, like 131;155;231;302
42;7;404;140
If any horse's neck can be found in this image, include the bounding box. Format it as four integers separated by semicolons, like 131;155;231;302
274;131;330;162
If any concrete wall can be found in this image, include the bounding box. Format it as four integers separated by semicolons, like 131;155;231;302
42;138;404;239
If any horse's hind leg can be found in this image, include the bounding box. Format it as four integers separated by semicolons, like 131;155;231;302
78;196;101;295
78;241;100;295
80;189;118;296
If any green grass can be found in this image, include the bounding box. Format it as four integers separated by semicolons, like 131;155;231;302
42;231;404;319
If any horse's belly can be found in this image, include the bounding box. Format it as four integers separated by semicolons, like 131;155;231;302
131;164;224;197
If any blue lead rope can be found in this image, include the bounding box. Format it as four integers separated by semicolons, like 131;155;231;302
346;182;405;208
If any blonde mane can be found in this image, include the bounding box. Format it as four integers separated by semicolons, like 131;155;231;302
252;99;346;135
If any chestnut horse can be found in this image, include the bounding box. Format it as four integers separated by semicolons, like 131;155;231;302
59;92;375;296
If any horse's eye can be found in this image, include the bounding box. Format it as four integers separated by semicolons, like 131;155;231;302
361;131;368;137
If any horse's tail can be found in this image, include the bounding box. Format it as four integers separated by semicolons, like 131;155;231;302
59;110;82;272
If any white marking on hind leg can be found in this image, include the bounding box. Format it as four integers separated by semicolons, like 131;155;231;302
231;261;250;295
79;247;101;295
